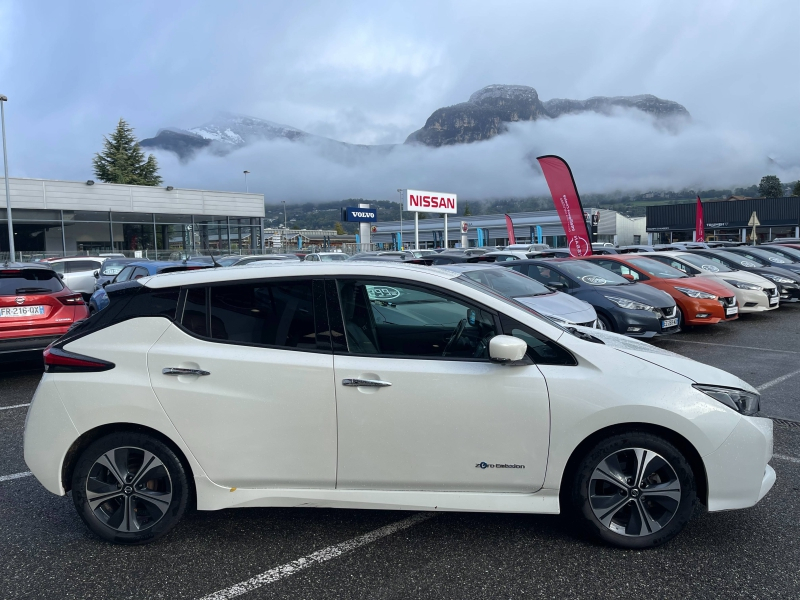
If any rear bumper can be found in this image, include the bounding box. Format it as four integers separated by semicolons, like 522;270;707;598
0;335;61;355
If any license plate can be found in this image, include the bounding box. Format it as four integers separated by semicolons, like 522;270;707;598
0;305;46;318
662;318;678;328
726;306;739;316
769;297;779;305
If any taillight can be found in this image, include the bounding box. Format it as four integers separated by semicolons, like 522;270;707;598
43;347;115;373
58;293;85;305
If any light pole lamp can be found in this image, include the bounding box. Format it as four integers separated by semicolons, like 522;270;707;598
0;94;14;260
243;170;250;193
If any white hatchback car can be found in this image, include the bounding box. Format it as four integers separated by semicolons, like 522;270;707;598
24;262;774;548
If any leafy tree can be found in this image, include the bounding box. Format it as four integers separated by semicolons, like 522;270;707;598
463;202;472;216
334;222;345;235
93;118;163;186
792;181;800;197
758;175;783;198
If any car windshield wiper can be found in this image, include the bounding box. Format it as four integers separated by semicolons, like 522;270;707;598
564;326;605;344
15;287;54;293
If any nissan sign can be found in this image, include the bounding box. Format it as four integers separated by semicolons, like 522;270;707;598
405;189;457;214
344;207;378;222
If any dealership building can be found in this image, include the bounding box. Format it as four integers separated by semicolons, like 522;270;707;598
372;208;647;249
0;177;265;259
646;197;800;244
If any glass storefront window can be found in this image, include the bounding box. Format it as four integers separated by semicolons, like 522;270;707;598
11;209;61;220
0;221;63;254
197;224;229;251
112;223;155;253
63;221;113;253
155;214;193;224
707;228;742;242
63;211;110;222
156;224;191;256
111;212;153;223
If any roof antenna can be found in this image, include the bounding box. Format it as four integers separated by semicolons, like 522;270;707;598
202;239;222;268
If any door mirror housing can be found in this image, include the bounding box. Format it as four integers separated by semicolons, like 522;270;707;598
489;335;528;364
621;273;635;281
57;273;64;280
93;270;99;278
548;281;567;290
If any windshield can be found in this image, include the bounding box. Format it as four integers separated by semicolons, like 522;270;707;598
555;260;630;286
743;248;795;264
676;254;735;273
627;258;688;279
765;246;800;261
711;250;766;267
0;269;63;295
319;254;348;261
461;268;552;298
100;260;132;275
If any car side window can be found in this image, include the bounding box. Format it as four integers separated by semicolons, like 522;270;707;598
114;266;135;282
500;315;576;366
185;280;318;350
67;260;101;273
131;267;150;280
335;280;497;359
50;262;66;274
595;260;641;280
494;255;518;262
649;256;692;274
528;265;572;289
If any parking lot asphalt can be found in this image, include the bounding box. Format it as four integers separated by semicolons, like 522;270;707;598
1;307;799;599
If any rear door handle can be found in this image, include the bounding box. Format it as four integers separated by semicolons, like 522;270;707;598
342;378;392;387
163;367;210;376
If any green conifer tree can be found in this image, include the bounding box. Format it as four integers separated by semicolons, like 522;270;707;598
92;118;163;186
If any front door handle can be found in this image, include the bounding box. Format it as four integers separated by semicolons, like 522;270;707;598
163;367;210;376
342;378;392;387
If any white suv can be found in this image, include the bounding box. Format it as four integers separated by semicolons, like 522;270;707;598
42;257;107;297
23;262;774;547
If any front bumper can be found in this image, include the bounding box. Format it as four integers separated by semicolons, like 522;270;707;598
680;296;737;325
734;288;779;313
703;416;774;512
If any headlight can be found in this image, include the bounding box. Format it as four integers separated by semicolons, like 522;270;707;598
723;279;761;290
605;296;655;311
763;274;795;284
693;384;760;416
675;286;717;299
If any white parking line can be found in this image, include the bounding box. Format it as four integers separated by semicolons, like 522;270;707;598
0;471;32;482
774;454;800;464
654;339;800;355
757;369;800;392
200;512;434;600
0;403;30;411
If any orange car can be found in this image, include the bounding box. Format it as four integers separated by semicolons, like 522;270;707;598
581;255;739;326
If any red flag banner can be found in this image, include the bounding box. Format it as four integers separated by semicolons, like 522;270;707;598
536;155;593;256
695;196;705;242
504;214;516;245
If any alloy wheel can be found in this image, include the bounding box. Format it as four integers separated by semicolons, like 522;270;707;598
588;447;681;537
85;446;173;533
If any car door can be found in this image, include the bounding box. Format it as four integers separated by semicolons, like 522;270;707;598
331;278;550;492
65;260;102;295
148;278;338;489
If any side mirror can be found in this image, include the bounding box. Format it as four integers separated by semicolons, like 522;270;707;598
57;273;64;280
489;335;528;364
621;273;635;281
93;270;99;278
549;281;567;290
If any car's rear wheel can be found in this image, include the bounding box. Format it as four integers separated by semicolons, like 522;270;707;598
568;431;696;549
71;432;189;545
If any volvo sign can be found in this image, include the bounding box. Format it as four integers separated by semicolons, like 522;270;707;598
343;207;378;222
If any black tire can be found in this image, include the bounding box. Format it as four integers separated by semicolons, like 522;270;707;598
567;430;696;549
71;432;190;545
597;313;615;332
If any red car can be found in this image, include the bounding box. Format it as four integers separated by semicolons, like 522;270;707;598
0;263;89;356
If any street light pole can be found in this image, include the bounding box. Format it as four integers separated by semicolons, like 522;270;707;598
396;188;403;250
243;170;250;193
0;95;14;261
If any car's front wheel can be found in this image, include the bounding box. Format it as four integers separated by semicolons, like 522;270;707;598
71;432;190;545
568;431;696;549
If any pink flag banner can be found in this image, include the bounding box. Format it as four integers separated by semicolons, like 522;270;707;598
536;155;593;257
695;196;705;242
504;214;516;245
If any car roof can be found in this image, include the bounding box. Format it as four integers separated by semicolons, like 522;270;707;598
41;256;106;262
434;263;501;273
142;261;460;289
1;261;56;271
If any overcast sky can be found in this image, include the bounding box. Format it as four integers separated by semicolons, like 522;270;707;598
1;0;798;201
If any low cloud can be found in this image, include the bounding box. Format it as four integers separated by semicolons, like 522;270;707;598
154;109;800;203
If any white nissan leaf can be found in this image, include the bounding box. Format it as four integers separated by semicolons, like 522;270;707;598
23;262;775;548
